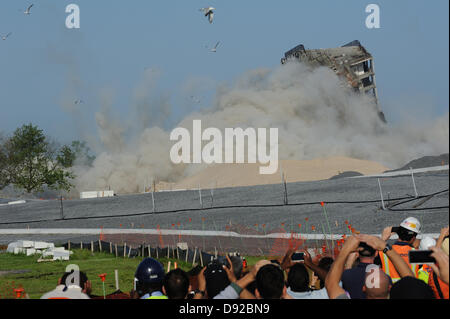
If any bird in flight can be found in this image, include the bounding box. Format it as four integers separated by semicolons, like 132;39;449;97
24;4;34;15
210;41;220;52
200;7;215;24
1;33;12;41
190;96;201;104
74;99;84;105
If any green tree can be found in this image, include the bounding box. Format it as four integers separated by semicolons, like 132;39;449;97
70;140;96;166
0;134;11;189
57;145;77;168
2;124;75;193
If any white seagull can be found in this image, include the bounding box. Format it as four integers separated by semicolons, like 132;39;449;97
200;7;215;24
210;41;220;52
24;4;34;15
1;33;12;41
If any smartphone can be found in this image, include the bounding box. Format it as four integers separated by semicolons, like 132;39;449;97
409;250;436;265
391;227;400;233
291;252;304;262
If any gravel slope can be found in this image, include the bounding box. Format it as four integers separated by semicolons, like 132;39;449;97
0;171;448;245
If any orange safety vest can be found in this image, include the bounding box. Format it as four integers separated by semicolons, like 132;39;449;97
428;270;449;299
378;243;419;282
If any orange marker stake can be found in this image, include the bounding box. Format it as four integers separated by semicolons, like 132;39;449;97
98;273;107;299
14;288;24;299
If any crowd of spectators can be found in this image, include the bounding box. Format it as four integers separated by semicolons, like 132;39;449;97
39;217;449;300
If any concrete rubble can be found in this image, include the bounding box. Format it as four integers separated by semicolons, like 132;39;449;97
6;240;72;261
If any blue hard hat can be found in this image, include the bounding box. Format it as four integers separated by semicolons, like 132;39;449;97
135;258;165;285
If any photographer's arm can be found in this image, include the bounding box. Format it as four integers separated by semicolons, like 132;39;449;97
436;226;449;249
325;236;360;299
303;250;328;283
430;247;449;285
193;267;207;299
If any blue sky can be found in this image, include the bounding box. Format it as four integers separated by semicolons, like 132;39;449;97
0;0;448;145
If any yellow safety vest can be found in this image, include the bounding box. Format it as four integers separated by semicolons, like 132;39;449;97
146;295;168;299
418;268;430;284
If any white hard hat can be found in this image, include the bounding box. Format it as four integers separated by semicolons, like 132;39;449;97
400;217;421;234
419;236;436;250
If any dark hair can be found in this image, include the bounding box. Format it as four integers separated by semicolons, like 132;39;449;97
397;227;417;242
163;269;190;299
60;270;88;289
246;280;257;295
318;257;334;271
287;263;310;292
138;282;163;296
317;256;335;289
390;277;435;299
359;242;376;257
256;264;285;299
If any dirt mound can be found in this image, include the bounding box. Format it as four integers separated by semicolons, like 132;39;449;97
386;153;449;172
156;156;389;190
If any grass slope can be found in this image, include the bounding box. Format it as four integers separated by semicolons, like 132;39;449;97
0;250;268;299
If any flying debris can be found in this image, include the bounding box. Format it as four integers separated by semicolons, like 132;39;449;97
210;41;220;52
200;7;215;24
190;96;201;104
1;33;12;41
24;4;34;15
281;40;386;123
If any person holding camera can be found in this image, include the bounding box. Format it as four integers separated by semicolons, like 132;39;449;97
325;234;423;299
280;248;334;299
194;255;268;299
341;241;392;299
378;217;421;282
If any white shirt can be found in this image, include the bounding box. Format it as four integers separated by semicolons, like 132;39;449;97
40;285;90;299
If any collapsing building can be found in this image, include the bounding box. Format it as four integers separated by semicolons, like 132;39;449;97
281;40;386;122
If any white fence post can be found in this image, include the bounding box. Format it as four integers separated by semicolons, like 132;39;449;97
199;185;203;208
378;178;386;210
410;167;418;198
